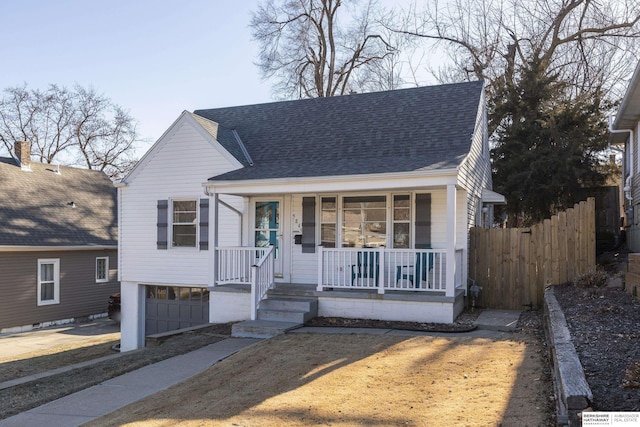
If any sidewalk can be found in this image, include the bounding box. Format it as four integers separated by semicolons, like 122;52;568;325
0;338;260;427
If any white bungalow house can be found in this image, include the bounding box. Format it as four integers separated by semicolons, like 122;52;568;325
116;80;504;351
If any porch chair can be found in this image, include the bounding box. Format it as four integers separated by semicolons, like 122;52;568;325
351;251;380;286
396;250;435;288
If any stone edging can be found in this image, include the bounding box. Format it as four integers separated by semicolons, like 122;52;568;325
543;287;593;426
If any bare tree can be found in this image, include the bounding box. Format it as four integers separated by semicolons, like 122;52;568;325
72;86;138;178
395;0;640;130
0;84;140;179
251;0;400;98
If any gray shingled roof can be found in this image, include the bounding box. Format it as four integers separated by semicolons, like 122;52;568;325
194;80;484;181
190;113;252;167
0;158;117;247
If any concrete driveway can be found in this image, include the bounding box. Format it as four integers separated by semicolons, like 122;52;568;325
0;318;120;360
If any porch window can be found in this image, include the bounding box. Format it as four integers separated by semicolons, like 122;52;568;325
172;200;197;247
320;197;336;247
393;195;410;248
342;196;386;247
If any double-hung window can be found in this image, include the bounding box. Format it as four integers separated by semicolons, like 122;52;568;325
172;200;197;247
96;257;109;283
342;196;387;248
38;259;60;306
319;194;414;249
320;197;337;247
393;195;411;248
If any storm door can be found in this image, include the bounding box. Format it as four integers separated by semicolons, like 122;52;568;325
254;199;284;279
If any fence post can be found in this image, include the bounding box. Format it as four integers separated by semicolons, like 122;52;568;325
588;197;596;268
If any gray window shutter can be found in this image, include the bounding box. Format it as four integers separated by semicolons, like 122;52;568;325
157;200;168;250
415;193;431;249
302;197;316;253
199;198;209;250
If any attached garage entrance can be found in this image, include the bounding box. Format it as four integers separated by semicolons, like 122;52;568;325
145;285;209;335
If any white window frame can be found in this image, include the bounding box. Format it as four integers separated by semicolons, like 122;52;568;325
96;256;109;283
392;194;412;248
170;199;199;249
37;258;60;306
317;192;416;249
319;195;337;248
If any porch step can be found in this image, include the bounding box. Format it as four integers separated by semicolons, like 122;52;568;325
232;295;319;338
260;297;318;313
268;283;318;298
259;296;318;323
231;320;301;339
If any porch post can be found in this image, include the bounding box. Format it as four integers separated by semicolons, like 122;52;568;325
317;246;324;292
446;184;457;297
250;265;257;320
378;247;385;294
208;192;219;287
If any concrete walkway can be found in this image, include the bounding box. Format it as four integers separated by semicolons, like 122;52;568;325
473;309;521;332
0;309;521;427
0;338;260;427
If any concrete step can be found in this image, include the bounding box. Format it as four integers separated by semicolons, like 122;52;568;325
268;284;317;298
256;297;318;324
260;297;318;313
231;320;301;339
257;308;313;323
473;309;521;332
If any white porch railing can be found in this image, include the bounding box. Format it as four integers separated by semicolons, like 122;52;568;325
250;245;275;320
216;247;268;285
318;247;463;294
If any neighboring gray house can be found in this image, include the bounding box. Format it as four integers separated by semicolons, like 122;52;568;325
0;141;119;333
117;80;504;351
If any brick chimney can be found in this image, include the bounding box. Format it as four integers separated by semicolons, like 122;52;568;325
14;141;31;170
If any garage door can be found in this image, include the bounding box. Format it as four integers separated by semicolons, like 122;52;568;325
145;285;209;335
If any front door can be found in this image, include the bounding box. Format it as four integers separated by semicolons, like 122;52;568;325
254;199;284;279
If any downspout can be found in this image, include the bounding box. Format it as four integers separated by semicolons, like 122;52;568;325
609;114;634;202
203;186;244;243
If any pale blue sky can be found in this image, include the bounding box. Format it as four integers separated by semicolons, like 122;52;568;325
1;0;273;154
0;0;431;158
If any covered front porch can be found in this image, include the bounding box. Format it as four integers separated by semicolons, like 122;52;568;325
206;177;470;325
211;245;467;325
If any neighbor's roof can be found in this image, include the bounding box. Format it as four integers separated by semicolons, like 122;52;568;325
0;158;117;247
611;62;640;144
194;80;484;181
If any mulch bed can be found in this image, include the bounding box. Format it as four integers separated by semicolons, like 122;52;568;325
554;283;640;411
305;309;481;333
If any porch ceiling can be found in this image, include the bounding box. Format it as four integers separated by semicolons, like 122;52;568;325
204;169;459;196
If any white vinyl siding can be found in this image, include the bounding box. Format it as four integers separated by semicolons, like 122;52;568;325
457;91;491;230
290;195;317;284
217;195;245;246
38;258;60;306
119;118;241;285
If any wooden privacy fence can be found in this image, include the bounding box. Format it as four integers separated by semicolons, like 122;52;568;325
469;198;596;310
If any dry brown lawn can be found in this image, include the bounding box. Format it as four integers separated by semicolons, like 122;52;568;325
86;331;553;427
0;334;119;383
